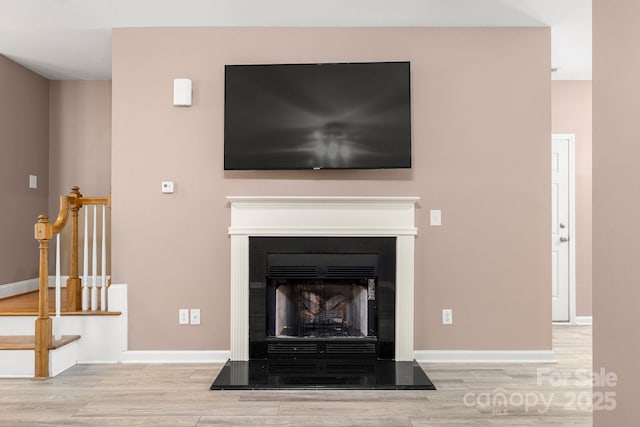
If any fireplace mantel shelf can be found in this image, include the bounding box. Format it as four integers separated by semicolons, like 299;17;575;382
228;226;418;236
227;196;420;237
226;196;420;204
227;195;419;361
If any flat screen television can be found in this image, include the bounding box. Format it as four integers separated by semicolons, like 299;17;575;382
224;61;411;170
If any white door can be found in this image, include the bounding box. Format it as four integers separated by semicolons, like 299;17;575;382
551;136;571;322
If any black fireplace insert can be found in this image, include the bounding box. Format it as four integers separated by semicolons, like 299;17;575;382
249;237;396;360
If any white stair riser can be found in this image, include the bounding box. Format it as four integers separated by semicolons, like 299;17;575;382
0;350;34;377
0;316;36;335
0;342;78;378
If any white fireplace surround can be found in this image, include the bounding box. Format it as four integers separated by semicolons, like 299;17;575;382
227;196;419;361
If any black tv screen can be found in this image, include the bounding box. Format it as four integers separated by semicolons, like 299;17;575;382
224;61;411;170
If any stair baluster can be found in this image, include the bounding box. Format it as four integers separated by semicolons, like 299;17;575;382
101;205;107;311
91;205;98;311
54;234;61;340
82;207;89;311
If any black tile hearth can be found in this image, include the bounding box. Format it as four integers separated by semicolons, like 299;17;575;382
210;359;436;390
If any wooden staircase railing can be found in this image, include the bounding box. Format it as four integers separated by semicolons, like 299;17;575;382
33;186;111;379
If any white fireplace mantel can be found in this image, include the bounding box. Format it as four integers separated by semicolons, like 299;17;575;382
227;196;420;361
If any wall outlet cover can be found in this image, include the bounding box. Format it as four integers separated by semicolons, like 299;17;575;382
190;308;201;325
442;308;453;325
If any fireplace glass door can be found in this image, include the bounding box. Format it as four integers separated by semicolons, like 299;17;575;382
275;281;369;339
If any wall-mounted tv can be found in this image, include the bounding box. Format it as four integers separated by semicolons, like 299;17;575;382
224;61;411;170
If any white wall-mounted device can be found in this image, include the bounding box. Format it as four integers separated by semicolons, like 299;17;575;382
179;309;189;325
442;308;453;325
161;181;174;194
190;309;201;325
430;209;442;226
173;78;192;107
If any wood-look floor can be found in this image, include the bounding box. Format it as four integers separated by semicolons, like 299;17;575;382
0;326;592;426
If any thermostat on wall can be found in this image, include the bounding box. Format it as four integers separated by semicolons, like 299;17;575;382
161;181;174;194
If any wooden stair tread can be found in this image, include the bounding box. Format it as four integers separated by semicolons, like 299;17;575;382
0;335;80;350
0;310;121;316
0;289;120;316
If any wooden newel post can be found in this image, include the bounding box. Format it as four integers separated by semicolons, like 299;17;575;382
34;214;53;379
66;186;83;311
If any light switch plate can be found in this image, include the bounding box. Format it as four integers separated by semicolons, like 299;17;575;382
29;175;37;189
179;309;189;325
430;209;442;226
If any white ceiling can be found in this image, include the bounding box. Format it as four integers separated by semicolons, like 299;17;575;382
0;0;591;80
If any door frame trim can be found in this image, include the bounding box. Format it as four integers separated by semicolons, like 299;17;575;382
552;134;577;324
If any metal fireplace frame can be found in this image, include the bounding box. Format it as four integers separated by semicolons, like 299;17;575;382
249;237;396;360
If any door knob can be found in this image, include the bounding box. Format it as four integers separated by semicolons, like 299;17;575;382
559;236;569;243
559;223;566;229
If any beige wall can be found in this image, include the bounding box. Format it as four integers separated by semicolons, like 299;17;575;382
0;75;112;283
49;80;112;274
49;80;112;209
593;1;640;425
112;27;551;351
551;81;592;317
0;55;49;285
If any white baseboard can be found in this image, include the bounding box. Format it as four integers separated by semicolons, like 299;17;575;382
0;276;96;299
120;350;230;364
414;350;556;364
116;349;556;365
0;278;39;299
0;276;114;295
574;316;592;325
49;275;68;287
